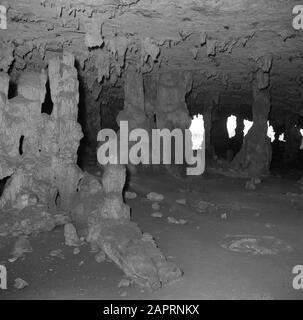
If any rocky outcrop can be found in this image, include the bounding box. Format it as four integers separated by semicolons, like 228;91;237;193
0;52;83;212
203;92;219;159
232;56;273;177
155;71;192;130
116;68;148;131
0;0;302;139
71;165;183;290
114;69;193;176
0;52;183;289
283;114;302;164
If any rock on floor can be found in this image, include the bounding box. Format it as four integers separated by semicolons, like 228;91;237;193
95;251;106;263
49;249;65;259
146;192;165;202
125;191;138;200
176;198;187;205
11;236;33;258
152;202;160;210
64;223;80;247
14;278;29;290
221;235;293;255
151;212;163;218
245;180;256;190
90;218;183;290
0;206;69;238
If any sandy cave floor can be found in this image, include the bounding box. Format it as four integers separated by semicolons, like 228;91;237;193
0;169;303;300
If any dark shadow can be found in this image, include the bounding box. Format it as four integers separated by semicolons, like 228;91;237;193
41;79;53;115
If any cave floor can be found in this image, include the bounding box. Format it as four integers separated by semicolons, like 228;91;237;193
0;170;303;300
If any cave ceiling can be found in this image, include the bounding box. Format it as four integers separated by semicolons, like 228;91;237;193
1;0;303;117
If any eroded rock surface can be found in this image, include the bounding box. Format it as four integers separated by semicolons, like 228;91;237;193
71;165;183;290
0;52;83;212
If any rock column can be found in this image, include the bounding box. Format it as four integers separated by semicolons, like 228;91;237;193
232;57;272;177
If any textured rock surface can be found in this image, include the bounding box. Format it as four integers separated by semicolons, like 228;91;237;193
232;58;272;177
0;52;83;211
117;68;147;131
1;0;303;293
1;0;302;111
0;1;302;176
0;205;69;237
155;71;192;130
115;68;193;175
72;165;183;290
64;222;80;246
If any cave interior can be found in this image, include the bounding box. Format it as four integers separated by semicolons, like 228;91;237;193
0;0;303;299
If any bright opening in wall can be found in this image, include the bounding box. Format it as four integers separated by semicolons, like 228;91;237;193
279;133;285;142
243;119;253;136
267;122;275;142
189;114;205;150
227;115;237;138
242;120;275;142
300;129;303;150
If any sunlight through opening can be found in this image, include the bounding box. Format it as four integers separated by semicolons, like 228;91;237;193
189;114;205;150
243;119;253;136
279;133;285;142
227;115;237;138
267;122;275;142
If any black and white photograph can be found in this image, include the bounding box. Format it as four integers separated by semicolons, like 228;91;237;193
0;0;302;307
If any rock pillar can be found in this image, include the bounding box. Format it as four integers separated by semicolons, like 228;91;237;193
232;58;272;177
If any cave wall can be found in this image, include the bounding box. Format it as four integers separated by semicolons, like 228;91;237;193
1;1;303;173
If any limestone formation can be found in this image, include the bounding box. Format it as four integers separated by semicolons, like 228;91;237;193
78;84;102;162
71;165;183;290
0;52;82;235
1;0;303;298
203;93;218;159
116;68;148;131
115;69;193;176
85;18;104;48
0;53;82;211
232;59;272;178
283;114;301;164
0;205;69;237
155;71;192;130
64;222;80;247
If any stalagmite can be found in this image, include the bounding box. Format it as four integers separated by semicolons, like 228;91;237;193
152;71;193;177
283;114;301;164
116;68;151;173
116;68;149;131
232;60;272;178
229;114;245;157
0;52;183;289
203;93;218;159
0;52;83;234
155;71;192;130
71;165;183;290
211;115;229;158
1;0;303;301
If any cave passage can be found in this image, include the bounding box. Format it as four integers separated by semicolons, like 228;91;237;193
0;0;303;302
